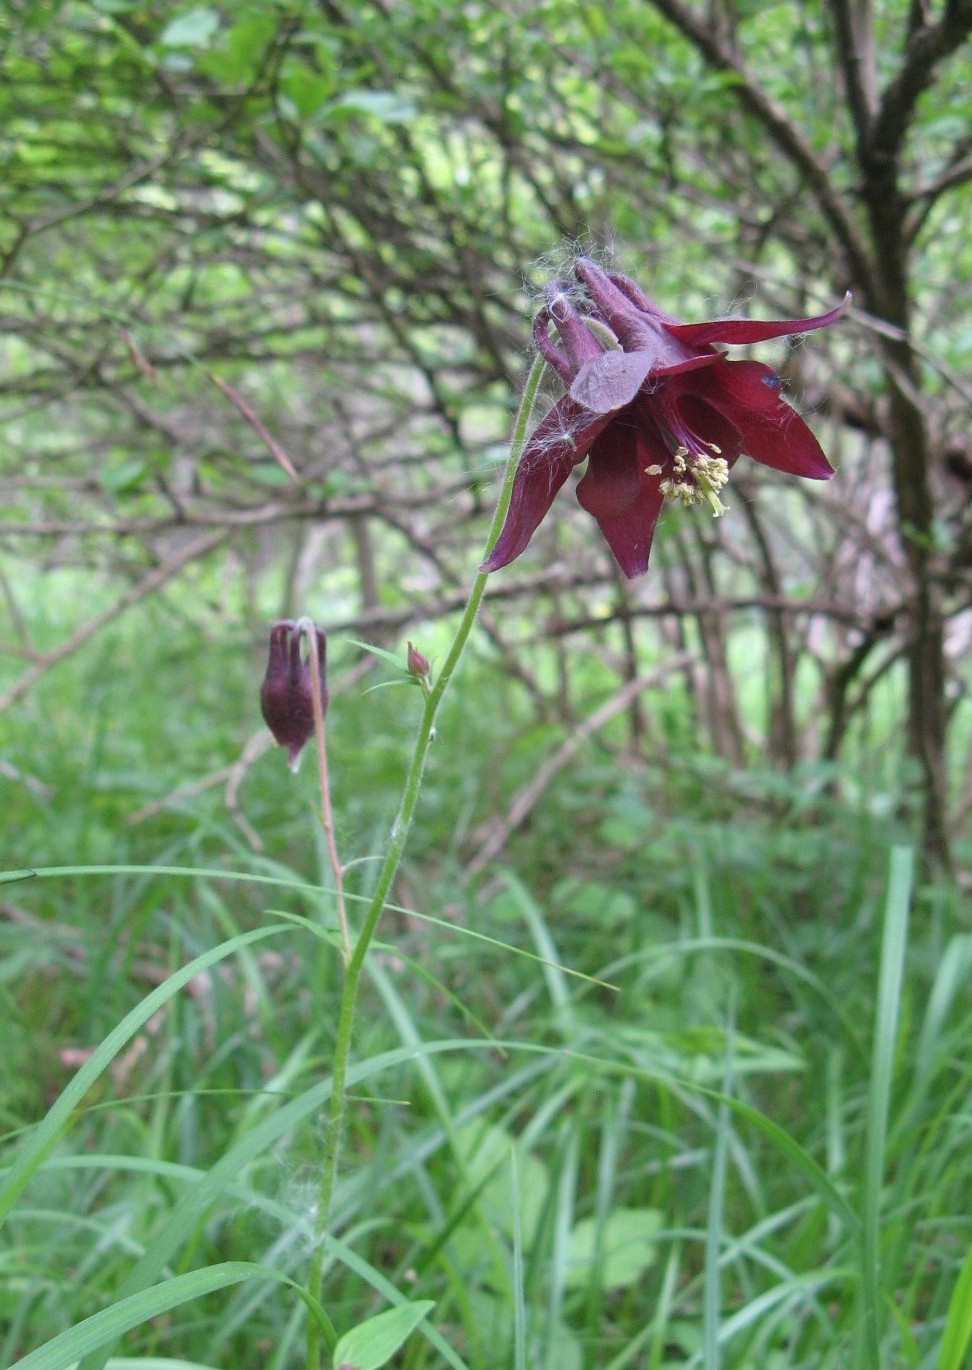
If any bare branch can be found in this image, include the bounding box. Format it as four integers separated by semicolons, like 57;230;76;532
466;657;693;874
868;0;972;165
0;530;229;715
830;0;880;146
647;0;876;293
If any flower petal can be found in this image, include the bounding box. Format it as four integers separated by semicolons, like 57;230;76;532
667;392;744;465
667;293;850;348
481;397;611;571
695;360;835;479
546;285;605;370
259;620;327;769
570;348;721;413
533;308;573;385
570;349;654;412
606;269;678;322
575;258;705;374
535;285;606;385
575;420;667;577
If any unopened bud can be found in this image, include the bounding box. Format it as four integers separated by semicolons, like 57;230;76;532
260;619;327;770
406;641;430;678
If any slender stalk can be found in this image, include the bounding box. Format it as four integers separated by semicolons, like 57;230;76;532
301;618;350;963
304;352;547;1367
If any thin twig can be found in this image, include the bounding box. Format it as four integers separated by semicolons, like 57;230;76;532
467;656;693;875
208;372;300;483
0;530;229;715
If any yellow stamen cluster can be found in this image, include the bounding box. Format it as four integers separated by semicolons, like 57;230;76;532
657;445;730;517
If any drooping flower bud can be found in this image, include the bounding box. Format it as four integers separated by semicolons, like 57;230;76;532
406;640;430;679
260;619;327;770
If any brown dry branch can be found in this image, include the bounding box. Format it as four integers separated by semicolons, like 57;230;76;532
0;529;229;715
208;373;300;484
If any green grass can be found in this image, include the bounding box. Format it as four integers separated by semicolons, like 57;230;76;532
2;606;971;1369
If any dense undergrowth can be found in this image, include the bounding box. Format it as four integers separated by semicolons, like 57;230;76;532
2;596;971;1369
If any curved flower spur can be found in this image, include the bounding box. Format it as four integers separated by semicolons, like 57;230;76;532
483;257;849;578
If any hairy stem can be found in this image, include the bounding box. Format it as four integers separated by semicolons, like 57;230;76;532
304;351;547;1368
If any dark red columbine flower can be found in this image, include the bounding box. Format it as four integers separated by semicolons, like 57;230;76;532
260;619;328;770
483;257;848;578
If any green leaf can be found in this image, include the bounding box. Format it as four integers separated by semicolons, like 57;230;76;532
714;1092;860;1233
557;877;637;927
938;1239;972;1370
280;66;335;119
97;1361;223;1369
326;90;417;124
332;1300;436;1370
564;1207;662;1290
159;8;220;48
201;13;277;83
0;869;36;886
342;637;411;672
453;1121;549;1245
861;846;914;1369
98;457;146;493
8;1264;284;1370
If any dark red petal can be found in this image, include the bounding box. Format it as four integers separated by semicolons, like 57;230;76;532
649;350;723;378
570;348;722;412
606;270;678;324
575;258;705;373
545;285;605;372
574;257;640;319
696;360;835;479
667;293;850;348
670;393;745;464
260;620;325;769
575;422;667;577
481;397;611;571
570;350;654;412
533;308;572;385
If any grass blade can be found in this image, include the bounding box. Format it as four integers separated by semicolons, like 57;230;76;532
702;1027;734;1370
860;845;914;1370
10;1263;289;1370
0;926;283;1227
938;1238;972;1370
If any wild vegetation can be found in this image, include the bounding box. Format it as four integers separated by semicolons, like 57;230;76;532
2;2;971;1367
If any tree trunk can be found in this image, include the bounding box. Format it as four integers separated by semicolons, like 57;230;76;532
882;348;950;869
860;148;951;868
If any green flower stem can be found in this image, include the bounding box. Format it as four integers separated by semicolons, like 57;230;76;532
305;351;547;1367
